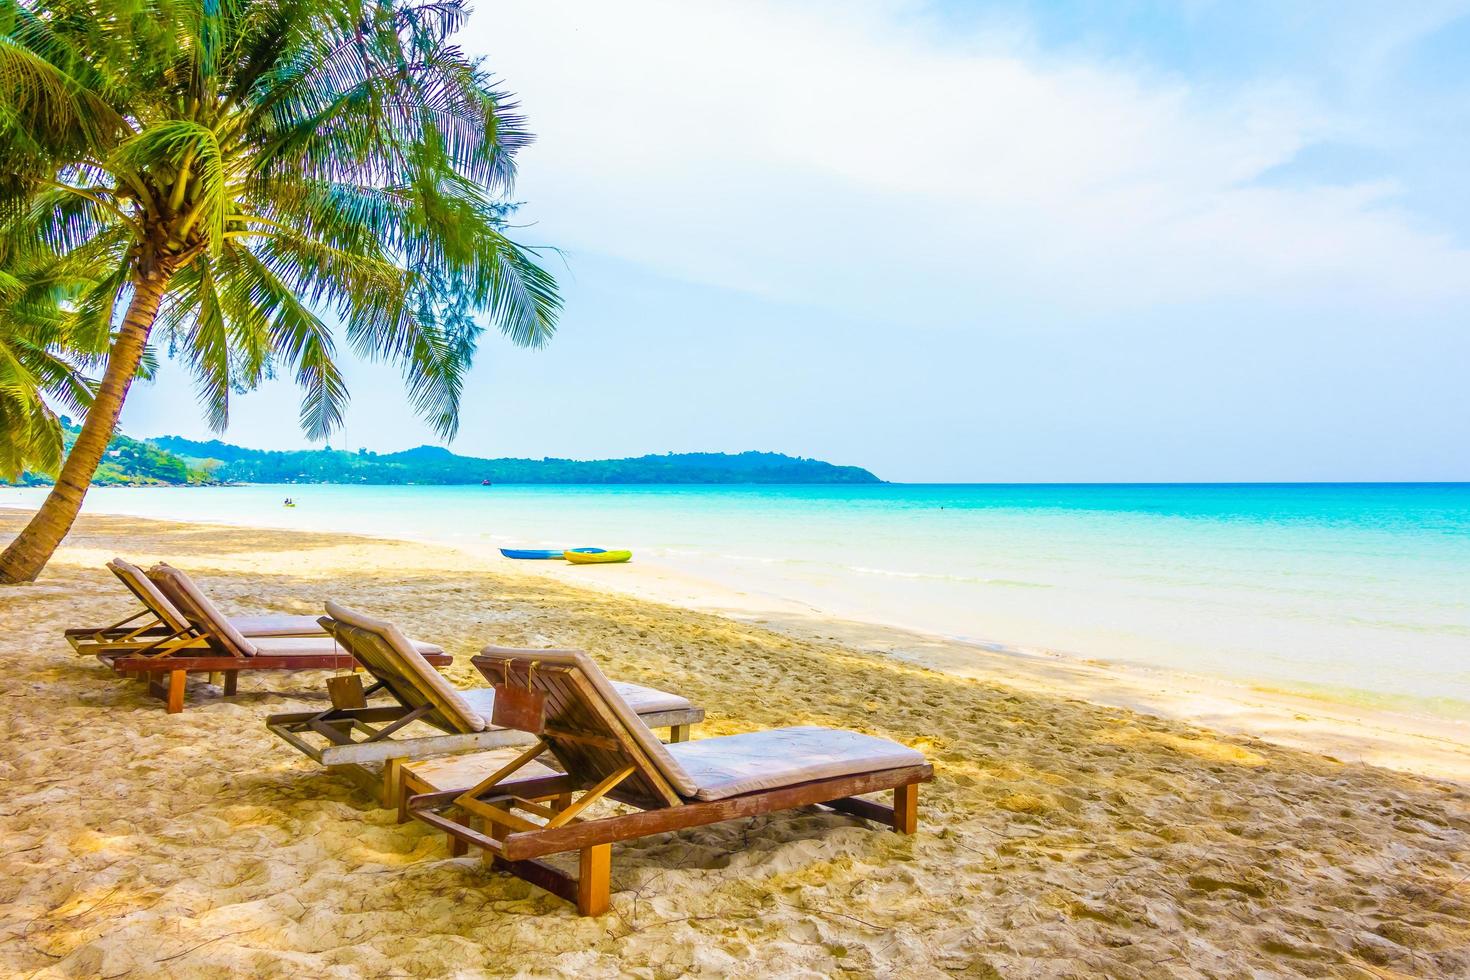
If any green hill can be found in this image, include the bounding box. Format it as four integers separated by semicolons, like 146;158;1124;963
9;427;881;487
7;421;217;487
151;437;882;485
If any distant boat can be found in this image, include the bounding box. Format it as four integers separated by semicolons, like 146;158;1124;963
564;549;631;564
481;479;493;486
500;547;606;560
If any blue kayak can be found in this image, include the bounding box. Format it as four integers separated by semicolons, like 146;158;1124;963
500;547;606;560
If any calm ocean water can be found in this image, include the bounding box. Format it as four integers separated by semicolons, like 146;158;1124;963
5;482;1468;717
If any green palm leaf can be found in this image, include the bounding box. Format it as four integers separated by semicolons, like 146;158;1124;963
1;0;562;579
0;0;560;495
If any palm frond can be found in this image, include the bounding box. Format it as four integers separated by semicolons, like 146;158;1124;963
1;0;560;453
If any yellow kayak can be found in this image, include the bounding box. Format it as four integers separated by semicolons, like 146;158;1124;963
563;549;631;564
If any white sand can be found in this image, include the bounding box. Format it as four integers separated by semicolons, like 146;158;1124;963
1;512;1468;977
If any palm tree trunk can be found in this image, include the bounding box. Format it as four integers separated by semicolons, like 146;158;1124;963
0;273;170;584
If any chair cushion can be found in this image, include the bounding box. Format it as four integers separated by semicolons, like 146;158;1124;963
150;563;255;655
609;681;692;715
665;726;927;801
478;647;704;797
457;680;691;725
109;559;190;634
229;614;328;637
324;601;479;732
251;635;444;659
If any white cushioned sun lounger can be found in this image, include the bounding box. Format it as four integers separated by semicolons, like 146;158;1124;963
64;558;325;654
88;565;449;713
265;601;704;807
407;647;932;915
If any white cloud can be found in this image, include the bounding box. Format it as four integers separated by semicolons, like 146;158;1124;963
465;0;1470;322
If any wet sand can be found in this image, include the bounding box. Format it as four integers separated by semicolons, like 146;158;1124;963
1;512;1467;977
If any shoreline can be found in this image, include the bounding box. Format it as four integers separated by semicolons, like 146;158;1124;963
4;497;1468;782
447;537;1470;784
6;481;1467;733
5;484;1464;734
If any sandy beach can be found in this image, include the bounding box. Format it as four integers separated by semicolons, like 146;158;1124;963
502;550;1470;786
2;512;1468;977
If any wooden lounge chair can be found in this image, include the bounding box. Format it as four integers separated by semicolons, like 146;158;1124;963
409;648;932;916
267;601;705;807
65;559;326;655
99;565;450;714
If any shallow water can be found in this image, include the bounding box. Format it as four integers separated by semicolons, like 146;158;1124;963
6;482;1467;717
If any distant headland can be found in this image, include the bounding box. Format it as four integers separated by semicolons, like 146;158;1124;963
6;422;882;486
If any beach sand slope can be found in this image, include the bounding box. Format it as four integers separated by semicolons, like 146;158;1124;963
0;514;1467;977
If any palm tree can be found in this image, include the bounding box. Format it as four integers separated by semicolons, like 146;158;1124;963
0;246;107;480
0;0;560;582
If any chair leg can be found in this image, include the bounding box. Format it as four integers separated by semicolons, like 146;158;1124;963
479;814;510;866
893;783;918;834
448;813;471;857
166;670;187;714
669;724;691;743
577;843;612;916
383;758;406;814
222;671;238;696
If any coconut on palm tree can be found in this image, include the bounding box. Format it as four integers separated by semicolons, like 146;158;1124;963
0;0;560;583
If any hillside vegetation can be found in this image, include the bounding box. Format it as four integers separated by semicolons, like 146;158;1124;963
153;438;881;485
7;422;216;487
8;428;879;488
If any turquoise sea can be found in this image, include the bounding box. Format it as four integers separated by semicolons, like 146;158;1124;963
5;482;1468;717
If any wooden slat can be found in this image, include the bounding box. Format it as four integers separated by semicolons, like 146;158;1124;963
490;855;579;905
413;807;506;854
327;621;466;735
111;565;186;633
565;668;682;808
510;798;561;821
453;739;548;807
147;569;243;657
469;656;686;810
640;708;705;731
264;721;328;764
316;727;537;766
307;717;359;745
821;795;897;826
112;631;211;660
406;773;580;812
545;765;634;828
109;652;450;673
541;725;621;751
460;797;543;833
500;765;934;862
304;705;419;726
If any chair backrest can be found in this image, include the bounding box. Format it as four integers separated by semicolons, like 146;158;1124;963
147;564;255;656
108;559;190;634
471;648;697;807
321;601;483;734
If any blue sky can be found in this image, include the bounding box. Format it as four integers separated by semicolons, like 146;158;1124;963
117;0;1470;481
